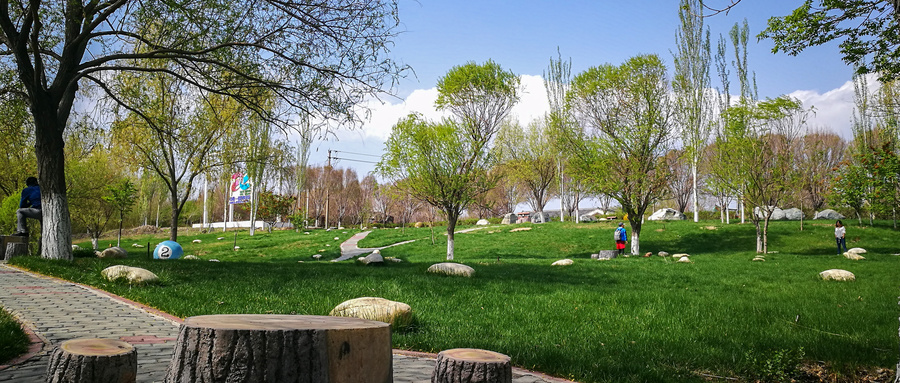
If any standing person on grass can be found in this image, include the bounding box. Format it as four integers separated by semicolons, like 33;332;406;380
14;177;41;236
834;220;847;255
614;222;627;256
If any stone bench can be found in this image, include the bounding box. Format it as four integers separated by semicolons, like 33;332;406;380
165;314;392;383
1;235;28;260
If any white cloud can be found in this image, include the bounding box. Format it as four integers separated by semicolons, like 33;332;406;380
788;74;879;139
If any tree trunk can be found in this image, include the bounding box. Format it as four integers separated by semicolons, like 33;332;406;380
432;348;511;383
3;235;28;260
117;213;124;247
754;220;763;253
46;338;137;383
165;314;391;383
630;230;640;256
446;213;457;261
170;201;179;242
691;162;699;223
762;217;770;254
35;118;73;260
91;236;99;251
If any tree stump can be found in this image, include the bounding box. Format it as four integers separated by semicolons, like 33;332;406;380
46;338;137;383
2;235;28;260
432;348;512;383
165;314;392;383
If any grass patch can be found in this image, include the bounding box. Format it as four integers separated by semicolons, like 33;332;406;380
10;220;900;382
0;307;29;365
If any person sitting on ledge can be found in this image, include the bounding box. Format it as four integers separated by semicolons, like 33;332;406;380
14;177;41;236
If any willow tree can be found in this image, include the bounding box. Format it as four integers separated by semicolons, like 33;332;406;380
566;54;675;256
0;1;404;260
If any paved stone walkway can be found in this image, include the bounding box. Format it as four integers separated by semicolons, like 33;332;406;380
335;230;416;261
0;263;570;383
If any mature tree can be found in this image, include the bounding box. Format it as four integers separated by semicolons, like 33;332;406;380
566;54;675;255
435;60;520;146
0;75;34;198
0;1;405;260
664;149;693;213
104;179;137;247
829;158;869;225
256;191;295;233
544;49;578;221
673;0;713;221
66;135;119;250
495;119;557;214
761;1;900;81
795;131;846;211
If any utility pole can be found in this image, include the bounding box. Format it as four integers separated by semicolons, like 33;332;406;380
324;149;332;229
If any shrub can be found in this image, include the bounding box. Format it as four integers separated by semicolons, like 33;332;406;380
743;347;805;382
0;192;21;234
0;307;28;364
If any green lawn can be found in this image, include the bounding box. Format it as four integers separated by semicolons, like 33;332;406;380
8;220;900;382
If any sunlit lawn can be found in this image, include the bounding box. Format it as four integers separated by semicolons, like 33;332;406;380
9;219;900;382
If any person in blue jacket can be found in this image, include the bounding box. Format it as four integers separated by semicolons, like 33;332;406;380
614;222;627;256
14;177;41;236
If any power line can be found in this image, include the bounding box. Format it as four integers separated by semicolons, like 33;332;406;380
332;156;379;164
332;150;381;158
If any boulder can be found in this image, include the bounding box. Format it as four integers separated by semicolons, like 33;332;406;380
648;208;686;221
414;222;424;228
530;212;549;224
500;213;516;225
359;251;384;265
658;251;670;257
183;255;200;260
847;247;866;254
843;253;865;260
98;247;128;259
475;219;490;226
427;262;475;277
814;209;845;220
579;214;596;222
754;206;786;220
593;250;617;260
677;256;692;263
101;265;158;284
551;259;573;266
585;209;606;216
643;252;652;257
192;239;202;244
819;269;855;281
782;208;804;221
329;297;413;329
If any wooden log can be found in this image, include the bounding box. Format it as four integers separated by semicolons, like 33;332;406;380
432;348;512;383
3;235;28;260
165;314;392;383
46;338;137;383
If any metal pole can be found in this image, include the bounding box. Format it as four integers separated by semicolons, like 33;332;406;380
325;150;331;229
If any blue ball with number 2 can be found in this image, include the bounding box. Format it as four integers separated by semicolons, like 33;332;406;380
154;240;183;260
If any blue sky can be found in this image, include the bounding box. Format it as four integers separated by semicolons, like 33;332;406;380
310;1;860;178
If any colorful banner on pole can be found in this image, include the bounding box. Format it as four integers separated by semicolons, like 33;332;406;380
229;173;252;204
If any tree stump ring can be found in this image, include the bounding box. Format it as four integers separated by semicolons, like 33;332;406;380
432;348;512;383
165;314;392;383
46;338;137;383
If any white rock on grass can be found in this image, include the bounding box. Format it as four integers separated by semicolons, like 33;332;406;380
72;245;81;251
234;246;240;250
330;297;413;329
217;237;225;240
98;247;128;259
843;252;866;260
183;255;200;260
509;227;531;232
385;257;402;263
847;247;866;254
358;252;384;265
334;237;340;240
131;243;144;248
658;251;669;257
819;269;855;281
101;265;158;284
677;256;692;263
192;239;202;243
551;259;574;266
752;256;765;262
427;262;475;277
312;254;323;259
475;219;489;226
672;253;689;258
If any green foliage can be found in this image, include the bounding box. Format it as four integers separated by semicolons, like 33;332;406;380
743;347;805;383
0;192;20;234
435;60;520;143
257;191;296;232
761;1;900;81
0;307;28;365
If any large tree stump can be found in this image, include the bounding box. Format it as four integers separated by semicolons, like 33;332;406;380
1;235;28;260
46;338;137;383
432;348;512;383
165;314;392;383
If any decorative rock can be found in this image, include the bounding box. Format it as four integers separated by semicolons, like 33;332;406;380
820;269;855;281
427;262;475;277
843;253;866;260
191;239;202;244
101;265;158;284
358;252;384;265
500;213;516;225
72;245;82;251
814;209;845;220
476;219;490;226
330;297;413;329
579;214;596;222
217;237;225;240
312;254;323;259
658;251;669;257
672;253;690;258
677;256;692;263
338;226;345;230
234;246;240;250
782;208;804;221
334;237;340;240
752;257;765;261
530;212;549;224
130;243;144;248
648;208;686;221
594;250;617;260
183;255;200;260
209;259;220;262
551;259;573;266
414;222;424;228
46;338;137;383
643;252;651;257
98;247;128;259
509;227;531;232
153;241;183;260
385;257;402;263
432;348;511;383
847;247;866;254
